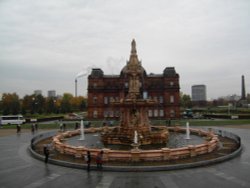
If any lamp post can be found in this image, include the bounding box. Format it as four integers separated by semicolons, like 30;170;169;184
228;103;232;116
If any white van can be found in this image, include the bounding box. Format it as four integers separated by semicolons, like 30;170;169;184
0;115;26;125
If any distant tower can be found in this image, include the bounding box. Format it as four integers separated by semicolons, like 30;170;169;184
191;85;207;101
34;90;42;96
191;85;207;106
241;75;246;100
48;90;56;98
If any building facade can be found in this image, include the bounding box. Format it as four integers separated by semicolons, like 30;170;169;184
191;85;207;103
87;40;180;120
34;90;42;96
48;90;56;98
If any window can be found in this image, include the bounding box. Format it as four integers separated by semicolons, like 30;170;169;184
170;109;175;118
159;109;164;117
154;96;158;102
170;95;174;103
110;110;114;117
148;110;152;117
93;110;98;118
159;96;163;103
110;97;114;103
93;96;97;104
170;82;174;86
143;91;148;99
104;97;108;104
154;109;158;117
115;110;120;117
104;110;108;118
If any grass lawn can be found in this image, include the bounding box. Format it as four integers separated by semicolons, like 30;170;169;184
152;119;250;127
1;119;250;130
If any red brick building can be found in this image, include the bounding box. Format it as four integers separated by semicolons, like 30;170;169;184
87;40;180;120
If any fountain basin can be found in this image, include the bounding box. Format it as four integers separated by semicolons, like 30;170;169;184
29;127;242;171
52;126;219;162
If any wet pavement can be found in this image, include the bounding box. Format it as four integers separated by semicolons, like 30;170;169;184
0;127;250;188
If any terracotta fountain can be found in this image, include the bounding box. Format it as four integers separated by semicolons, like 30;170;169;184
101;39;168;146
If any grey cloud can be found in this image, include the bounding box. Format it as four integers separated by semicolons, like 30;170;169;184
0;0;250;98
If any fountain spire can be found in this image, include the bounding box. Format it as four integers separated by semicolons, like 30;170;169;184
126;39;142;99
131;39;137;54
128;39;140;67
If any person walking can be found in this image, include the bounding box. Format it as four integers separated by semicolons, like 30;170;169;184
43;145;50;164
59;121;63;132
86;151;91;172
35;123;38;131
16;124;21;133
96;150;103;170
75;122;79;130
31;123;35;134
63;123;66;132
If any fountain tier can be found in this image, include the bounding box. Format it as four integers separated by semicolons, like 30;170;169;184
101;98;168;145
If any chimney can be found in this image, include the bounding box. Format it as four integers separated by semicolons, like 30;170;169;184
241;75;246;100
75;79;77;97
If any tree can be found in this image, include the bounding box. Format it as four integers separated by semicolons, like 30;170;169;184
1;93;20;115
70;96;87;111
61;93;73;113
180;93;192;108
34;94;45;114
247;93;250;103
80;97;87;111
21;94;46;114
22;95;33;114
46;97;59;113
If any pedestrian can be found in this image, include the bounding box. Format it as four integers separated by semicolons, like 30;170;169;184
86;151;91;172
43;145;50;164
63;123;66;132
166;119;171;127
31;123;35;134
96;150;103;170
59;122;63;132
35;123;38;131
75;122;79;130
16;124;21;133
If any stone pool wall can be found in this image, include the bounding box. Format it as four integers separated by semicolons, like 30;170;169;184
52;126;219;162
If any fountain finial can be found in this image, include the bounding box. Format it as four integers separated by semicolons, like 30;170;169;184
131;39;137;54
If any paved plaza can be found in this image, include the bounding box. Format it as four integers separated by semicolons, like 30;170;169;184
0;127;250;188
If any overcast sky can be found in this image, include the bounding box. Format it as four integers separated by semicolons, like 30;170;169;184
0;0;249;99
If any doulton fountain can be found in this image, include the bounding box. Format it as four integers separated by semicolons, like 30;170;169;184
101;39;168;147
